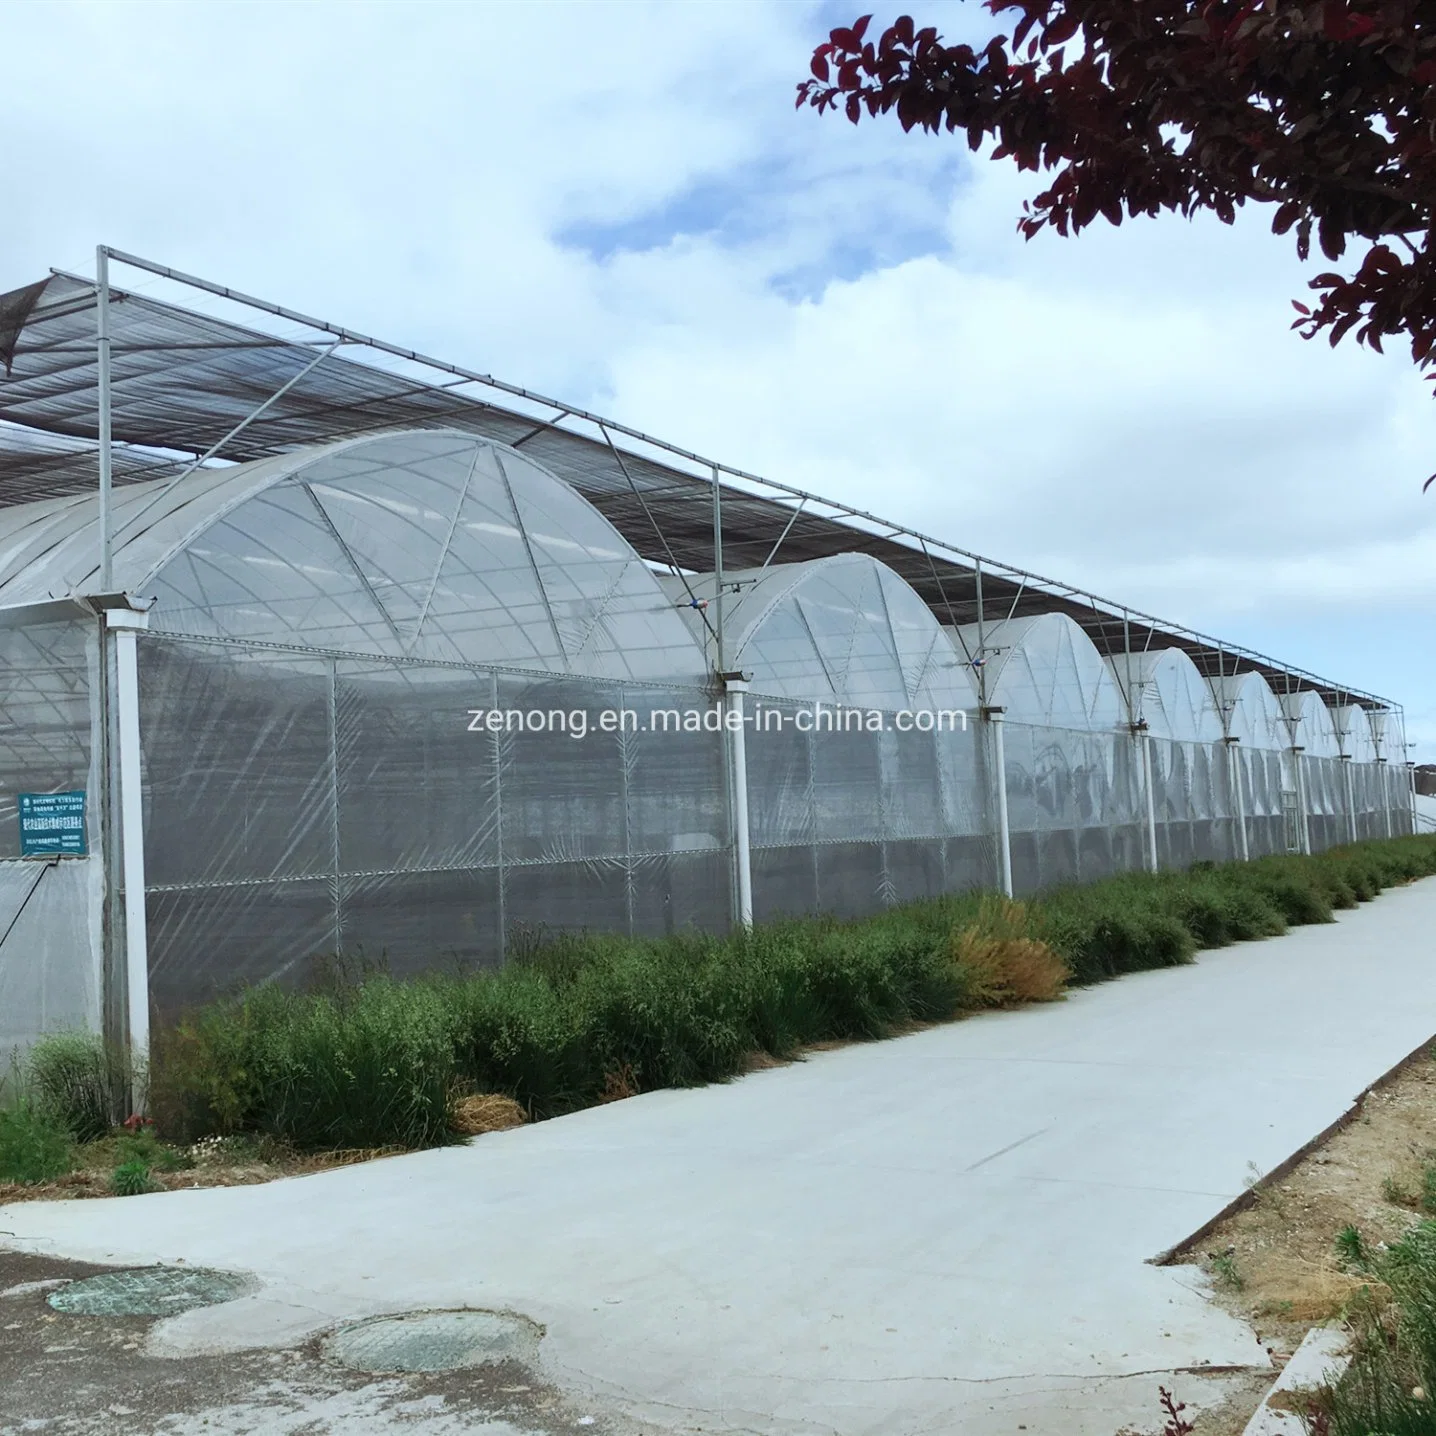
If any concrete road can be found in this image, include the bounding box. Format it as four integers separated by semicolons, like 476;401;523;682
6;877;1436;1436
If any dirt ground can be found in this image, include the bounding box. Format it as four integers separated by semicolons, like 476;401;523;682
0;1094;529;1205
0;1141;409;1205
0;1248;628;1436
1165;1040;1436;1434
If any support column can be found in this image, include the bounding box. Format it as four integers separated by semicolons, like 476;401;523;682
1379;758;1394;839
108;608;150;1102
725;677;754;929
1341;755;1358;845
983;707;1013;898
97;246;114;591
1225;736;1250;863
1137;723;1159;873
1291;748;1312;854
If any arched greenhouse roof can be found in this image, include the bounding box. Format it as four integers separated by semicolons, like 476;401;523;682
948;612;1124;733
0;430;708;683
1369;707;1404;762
1104;648;1226;743
1210;672;1288;751
662;553;970;710
1332;704;1377;762
1279;689;1343;759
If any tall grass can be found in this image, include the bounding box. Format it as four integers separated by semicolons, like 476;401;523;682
1317;1218;1436;1435
148;835;1436;1152
26;1031;129;1141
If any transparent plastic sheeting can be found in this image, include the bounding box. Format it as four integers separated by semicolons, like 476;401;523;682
0;619;104;1054
0;429;1414;1044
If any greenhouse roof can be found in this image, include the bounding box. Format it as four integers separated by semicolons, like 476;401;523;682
0;249;1398;713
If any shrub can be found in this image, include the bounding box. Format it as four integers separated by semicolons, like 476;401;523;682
155;979;457;1150
0;1101;72;1185
1316;1219;1436;1436
110;1159;154;1196
27;1031;128;1142
950;897;1068;1007
145;835;1436;1157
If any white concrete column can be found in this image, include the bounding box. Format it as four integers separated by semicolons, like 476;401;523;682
726;679;753;928
1379;759;1394;839
1341;755;1358;845
985;708;1013;898
1225;737;1250;863
107;608;150;1098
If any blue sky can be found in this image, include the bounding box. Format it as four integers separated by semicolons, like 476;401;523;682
2;0;1433;758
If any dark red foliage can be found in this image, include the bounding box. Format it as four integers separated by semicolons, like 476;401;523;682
798;4;1436;398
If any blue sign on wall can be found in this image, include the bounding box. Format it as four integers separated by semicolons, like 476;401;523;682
18;791;87;857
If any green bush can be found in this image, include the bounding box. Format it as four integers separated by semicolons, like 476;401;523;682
1318;1218;1436;1436
147;835;1436;1153
0;1101;72;1185
110;1159;155;1197
27;1031;127;1142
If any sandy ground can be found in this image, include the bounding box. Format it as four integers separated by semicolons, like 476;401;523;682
1172;1040;1436;1378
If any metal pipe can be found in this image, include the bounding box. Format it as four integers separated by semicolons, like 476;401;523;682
1293;750;1313;854
1140;729;1159;872
74;249;1400;712
711;465;724;676
974;559;987;707
727;680;754;927
1227;739;1251;863
108;608;151;1104
96;245;113;591
986;708;1013;897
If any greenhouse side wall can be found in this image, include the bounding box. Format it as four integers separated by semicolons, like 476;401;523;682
742;699;996;921
137;634;734;1014
1002;722;1145;893
134;630;1418;1012
0;617;105;1057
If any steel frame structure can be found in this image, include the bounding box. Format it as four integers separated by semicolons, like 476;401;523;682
0;245;1402;729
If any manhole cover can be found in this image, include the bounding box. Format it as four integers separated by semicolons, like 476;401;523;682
48;1268;255;1317
322;1309;543;1373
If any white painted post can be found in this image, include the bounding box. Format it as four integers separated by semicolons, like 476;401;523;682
1226;737;1250;863
108;608;150;1101
1293;749;1313;854
1341;756;1358;845
727;678;754;928
986;708;1013;898
1140;727;1159;873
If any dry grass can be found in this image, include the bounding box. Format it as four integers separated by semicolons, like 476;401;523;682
450;1093;528;1136
1180;1049;1436;1354
951;897;1070;1007
598;1064;640;1103
0;1138;414;1204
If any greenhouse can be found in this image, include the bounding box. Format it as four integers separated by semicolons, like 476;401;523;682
0;252;1416;1061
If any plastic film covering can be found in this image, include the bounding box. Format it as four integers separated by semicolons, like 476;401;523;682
666;554;972;712
0;616;103;1054
950;613;1123;732
137;635;738;1013
1000;721;1142;892
742;693;994;919
0;424;1415;1023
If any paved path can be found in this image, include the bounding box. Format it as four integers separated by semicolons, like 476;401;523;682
6;878;1436;1436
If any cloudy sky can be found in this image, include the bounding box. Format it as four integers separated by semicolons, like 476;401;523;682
5;0;1434;759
